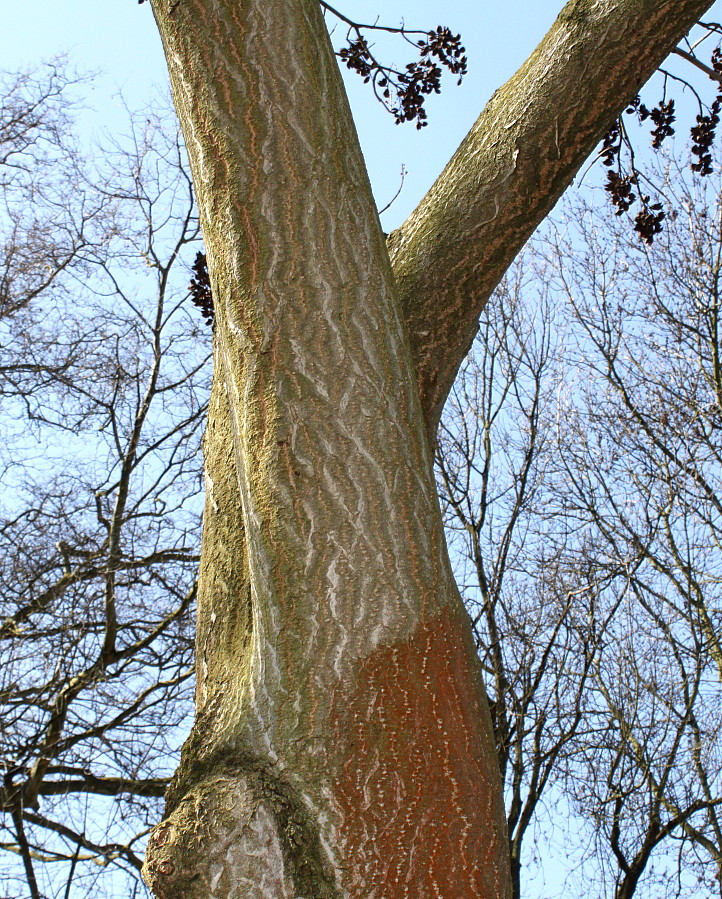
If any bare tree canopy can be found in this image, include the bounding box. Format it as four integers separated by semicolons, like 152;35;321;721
438;151;722;897
0;64;208;898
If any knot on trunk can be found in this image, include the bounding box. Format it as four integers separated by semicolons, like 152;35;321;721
142;769;339;899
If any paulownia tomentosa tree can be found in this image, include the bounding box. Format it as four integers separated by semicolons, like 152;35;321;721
140;1;716;896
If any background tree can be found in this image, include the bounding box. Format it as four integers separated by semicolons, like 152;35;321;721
545;160;722;897
0;65;208;899
438;161;722;896
436;271;596;899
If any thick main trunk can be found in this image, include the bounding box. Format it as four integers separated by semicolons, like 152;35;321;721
143;1;508;897
142;0;715;896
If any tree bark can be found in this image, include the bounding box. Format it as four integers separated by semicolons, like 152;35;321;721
142;0;714;897
143;0;507;896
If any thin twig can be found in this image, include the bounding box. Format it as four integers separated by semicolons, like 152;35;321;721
378;164;407;215
673;47;722;86
11;803;41;899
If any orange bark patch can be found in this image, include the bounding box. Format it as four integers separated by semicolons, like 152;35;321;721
333;607;510;899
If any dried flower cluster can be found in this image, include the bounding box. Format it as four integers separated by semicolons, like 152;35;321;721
691;97;721;176
640;98;676;149
338;24;466;129
189;251;214;326
601;110;665;244
601;42;722;244
690;48;722;176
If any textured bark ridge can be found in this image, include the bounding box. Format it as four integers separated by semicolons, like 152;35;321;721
144;770;337;899
332;607;508;896
145;0;509;895
190;344;252;761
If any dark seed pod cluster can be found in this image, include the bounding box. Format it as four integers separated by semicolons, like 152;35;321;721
639;98;676;149
691;47;722;176
600;41;722;244
337;21;466;129
601;112;665;244
690;99;720;176
189;251;214;327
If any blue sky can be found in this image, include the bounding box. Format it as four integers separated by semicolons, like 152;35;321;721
1;0;563;230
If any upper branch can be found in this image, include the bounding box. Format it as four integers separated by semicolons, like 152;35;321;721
388;0;715;438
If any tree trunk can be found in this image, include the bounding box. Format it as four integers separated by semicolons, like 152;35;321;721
143;0;508;896
142;0;714;896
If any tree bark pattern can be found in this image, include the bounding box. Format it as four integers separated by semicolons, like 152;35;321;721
144;0;508;895
143;0;718;896
168;341;253;796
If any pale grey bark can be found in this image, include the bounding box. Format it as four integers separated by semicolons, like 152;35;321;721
145;0;506;895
